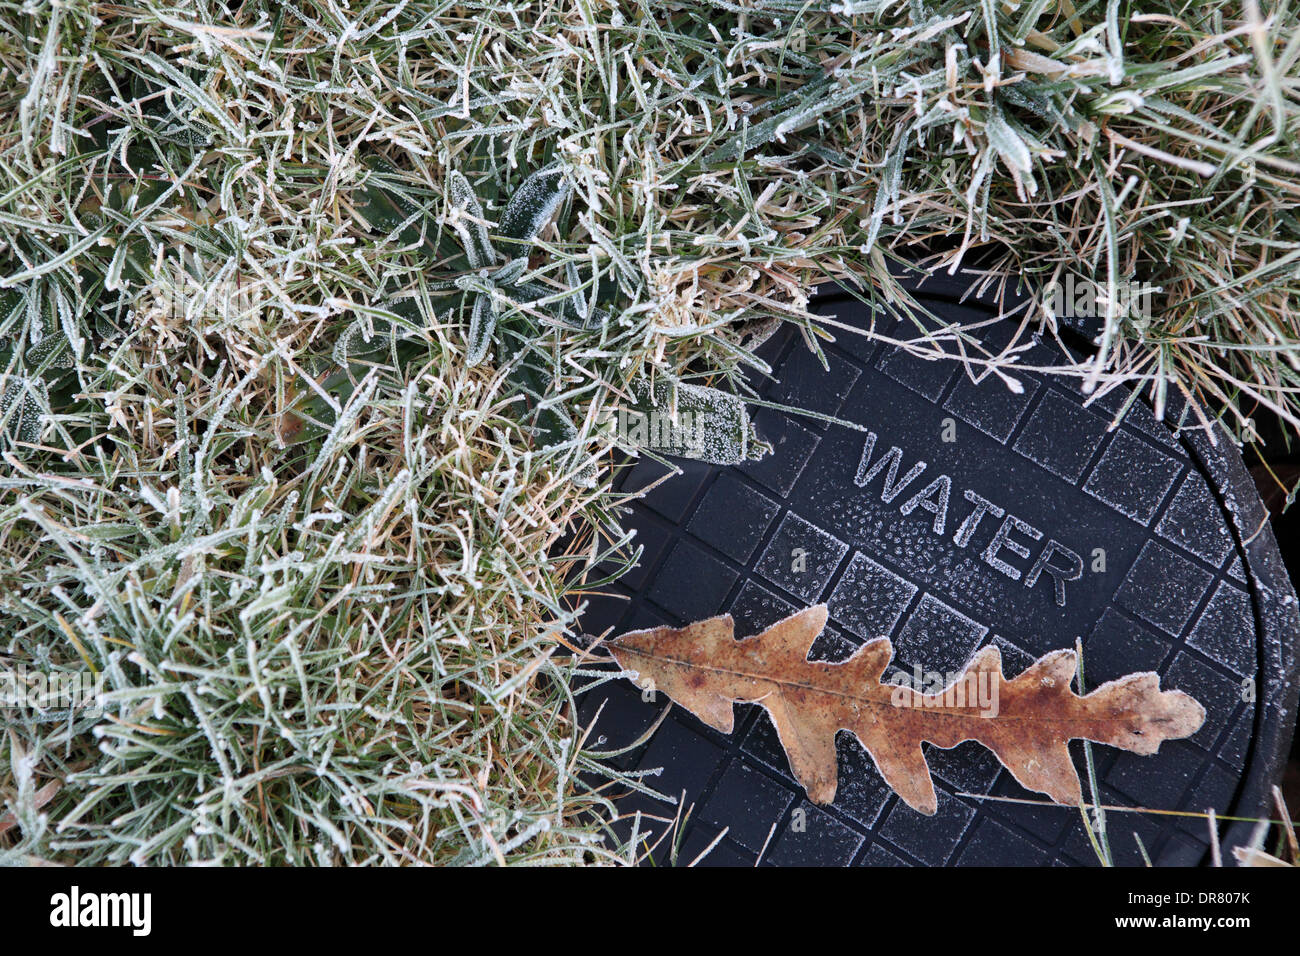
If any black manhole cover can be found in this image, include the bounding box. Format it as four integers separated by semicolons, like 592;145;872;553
574;276;1300;867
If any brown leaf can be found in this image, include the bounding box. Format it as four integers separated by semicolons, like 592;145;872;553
607;605;1205;815
0;778;61;836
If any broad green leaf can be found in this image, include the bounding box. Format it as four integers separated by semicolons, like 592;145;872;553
502;353;595;484
489;257;529;287
357;158;441;255
504;353;564;444
704;73;874;165
466;293;497;366
510;280;609;330
622;379;764;465
334;315;391;366
0;370;51;449
146;97;212;148
497;162;571;244
448;171;497;269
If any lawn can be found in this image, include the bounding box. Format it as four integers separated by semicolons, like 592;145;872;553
1;0;1297;864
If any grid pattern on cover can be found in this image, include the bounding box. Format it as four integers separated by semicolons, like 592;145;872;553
575;294;1257;867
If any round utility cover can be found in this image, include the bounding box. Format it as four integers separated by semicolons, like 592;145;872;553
574;275;1300;867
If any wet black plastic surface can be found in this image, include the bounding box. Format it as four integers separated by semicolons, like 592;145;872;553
574;280;1300;866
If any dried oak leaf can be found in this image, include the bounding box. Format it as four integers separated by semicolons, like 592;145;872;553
607;605;1205;815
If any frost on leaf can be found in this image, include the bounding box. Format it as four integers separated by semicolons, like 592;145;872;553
496;161;572;245
466;293;497;367
356;158;436;253
608;606;1205;814
0;375;49;447
510;280;608;331
704;73;873;165
623;379;766;466
447;171;497;270
0;283;73;451
333;314;395;365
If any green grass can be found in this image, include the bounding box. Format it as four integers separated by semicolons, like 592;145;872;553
1;0;1298;864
